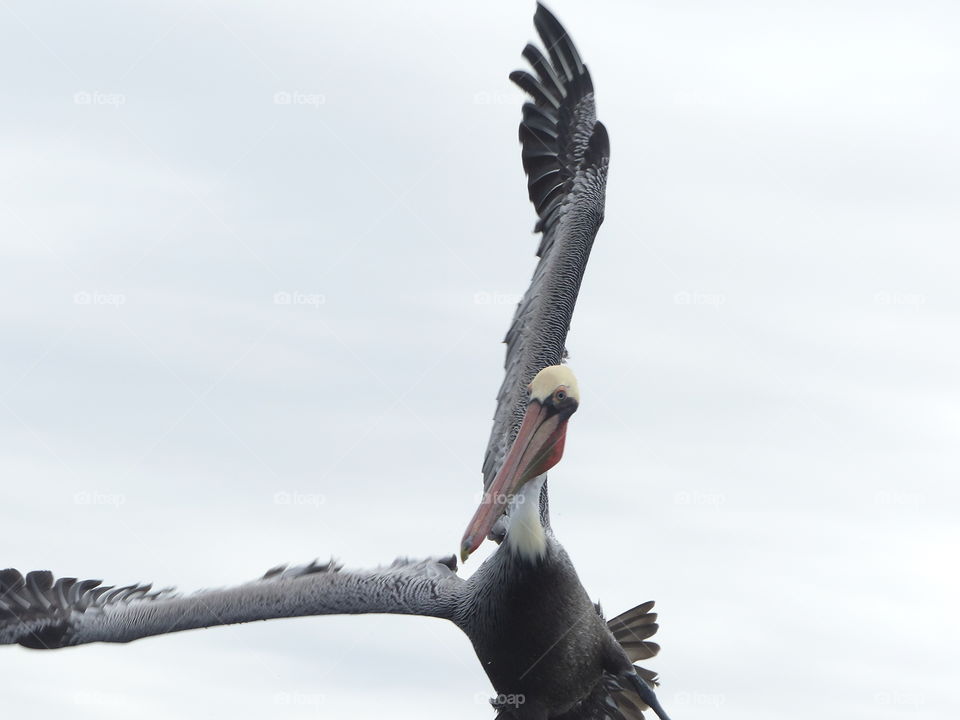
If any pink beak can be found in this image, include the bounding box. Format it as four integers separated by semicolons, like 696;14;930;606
460;399;571;562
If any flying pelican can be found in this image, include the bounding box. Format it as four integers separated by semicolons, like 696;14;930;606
0;5;672;719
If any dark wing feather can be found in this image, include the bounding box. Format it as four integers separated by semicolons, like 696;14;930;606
608;601;662;663
604;603;670;720
483;2;610;500
0;557;462;648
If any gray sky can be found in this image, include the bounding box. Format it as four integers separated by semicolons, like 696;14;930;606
1;1;958;718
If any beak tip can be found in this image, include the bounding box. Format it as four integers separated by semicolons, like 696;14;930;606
459;538;473;564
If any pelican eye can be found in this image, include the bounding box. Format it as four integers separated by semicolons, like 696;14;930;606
555;389;567;402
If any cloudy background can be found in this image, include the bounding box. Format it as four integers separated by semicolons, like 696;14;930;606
1;0;957;717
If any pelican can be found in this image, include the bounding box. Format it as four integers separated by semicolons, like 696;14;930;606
1;5;672;719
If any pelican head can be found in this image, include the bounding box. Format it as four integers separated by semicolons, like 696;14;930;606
461;365;580;562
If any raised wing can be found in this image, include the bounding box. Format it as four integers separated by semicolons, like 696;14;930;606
0;556;462;648
483;3;610;494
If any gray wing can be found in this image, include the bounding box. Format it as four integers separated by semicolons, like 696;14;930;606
483;2;610;492
0;556;462;649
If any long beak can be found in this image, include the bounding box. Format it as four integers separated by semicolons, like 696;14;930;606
460;399;569;562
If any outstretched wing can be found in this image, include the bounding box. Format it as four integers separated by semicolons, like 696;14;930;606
483;2;610;493
0;556;462;649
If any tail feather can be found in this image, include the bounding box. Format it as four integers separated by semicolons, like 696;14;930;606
607;601;661;663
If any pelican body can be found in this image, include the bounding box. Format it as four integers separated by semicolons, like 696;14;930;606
1;6;672;719
463;527;635;719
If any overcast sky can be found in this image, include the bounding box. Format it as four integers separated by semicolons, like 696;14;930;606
1;1;958;718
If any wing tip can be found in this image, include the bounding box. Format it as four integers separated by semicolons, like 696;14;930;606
511;2;603;233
